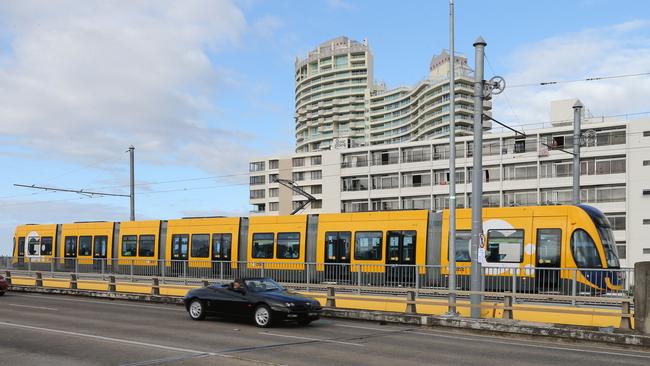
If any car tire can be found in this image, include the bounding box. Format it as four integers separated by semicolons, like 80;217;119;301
253;304;273;328
188;299;206;321
298;319;312;326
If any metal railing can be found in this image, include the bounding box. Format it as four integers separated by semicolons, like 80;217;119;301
1;256;633;306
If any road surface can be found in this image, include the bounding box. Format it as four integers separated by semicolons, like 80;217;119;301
0;292;648;366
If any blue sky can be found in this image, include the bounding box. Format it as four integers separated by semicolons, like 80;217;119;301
1;0;649;255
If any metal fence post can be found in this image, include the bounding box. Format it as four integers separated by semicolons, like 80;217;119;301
183;261;188;285
220;261;224;282
357;265;362;295
130;260;134;282
306;263;311;292
75;258;79;274
571;269;577;306
28;258;32;275
161;260;166;284
51;259;54;275
415;265;420;293
511;270;517;294
261;262;265;278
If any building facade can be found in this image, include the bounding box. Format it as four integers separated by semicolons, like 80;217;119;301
294;37;490;153
251;106;650;267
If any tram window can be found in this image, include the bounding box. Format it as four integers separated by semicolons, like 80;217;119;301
171;234;189;260
212;233;232;260
354;231;383;260
139;235;155;257
122;235;137;257
536;229;561;266
252;233;274;259
277;232;301;259
79;236;92;256
18;237;25;256
191;234;210;258
93;236;108;258
452;231;472;262
570;229;602;268
41;237;53;256
486;229;524;263
402;231;416;262
27;237;40;256
64;236;78;257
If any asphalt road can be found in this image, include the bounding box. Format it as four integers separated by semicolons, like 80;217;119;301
0;292;648;366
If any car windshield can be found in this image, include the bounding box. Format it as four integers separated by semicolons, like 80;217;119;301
244;279;284;292
578;205;620;268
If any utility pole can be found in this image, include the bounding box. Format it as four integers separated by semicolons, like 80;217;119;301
129;145;135;221
470;37;486;319
572;101;583;205
447;0;458;315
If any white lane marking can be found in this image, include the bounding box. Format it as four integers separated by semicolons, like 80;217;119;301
0;321;213;355
408;331;650;359
11;293;184;311
6;303;58;311
259;332;365;347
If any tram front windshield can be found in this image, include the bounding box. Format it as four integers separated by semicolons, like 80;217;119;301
578;205;620;268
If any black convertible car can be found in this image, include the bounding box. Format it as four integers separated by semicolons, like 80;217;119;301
183;278;322;327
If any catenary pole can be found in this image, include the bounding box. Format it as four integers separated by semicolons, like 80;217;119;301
129;146;135;221
447;0;458;315
470;37;486;318
572;101;583;205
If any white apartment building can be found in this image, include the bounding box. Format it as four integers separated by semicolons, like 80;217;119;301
251;101;650;267
294;37;490;153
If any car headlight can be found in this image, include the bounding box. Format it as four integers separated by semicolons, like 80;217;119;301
285;302;295;307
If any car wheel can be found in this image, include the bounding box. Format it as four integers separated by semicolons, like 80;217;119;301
254;305;272;328
188;299;206;321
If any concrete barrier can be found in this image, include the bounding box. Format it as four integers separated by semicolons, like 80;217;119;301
635;261;650;334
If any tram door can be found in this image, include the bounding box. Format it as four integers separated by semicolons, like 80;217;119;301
93;236;108;271
535;228;562;292
324;232;351;282
64;236;78;271
211;233;232;277
386;231;416;285
17;237;25;267
171;234;189;276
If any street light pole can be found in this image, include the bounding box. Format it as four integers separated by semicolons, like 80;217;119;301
129;145;135;221
572;101;583;205
447;0;458;315
470;37;486;319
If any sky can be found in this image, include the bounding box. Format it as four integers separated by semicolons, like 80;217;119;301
1;0;649;255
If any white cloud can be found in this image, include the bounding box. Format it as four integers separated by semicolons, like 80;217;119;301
495;20;650;126
0;1;259;174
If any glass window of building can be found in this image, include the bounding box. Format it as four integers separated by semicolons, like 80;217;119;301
269;188;279;197
342;199;368;212
249;161;265;172
402;146;431;163
250;175;265;185
250;189;265;199
342;176;368;191
503;164;537;181
402;196;431;210
311;170;322;180
371;174;399;190
269;202;279;211
292;157;305;167
268;160;279;169
402;171;431;187
310;155;322;165
371;150;398;165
